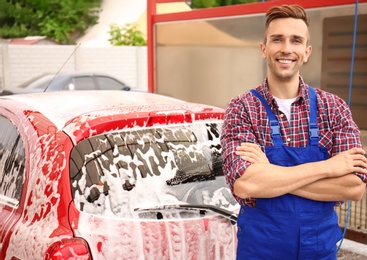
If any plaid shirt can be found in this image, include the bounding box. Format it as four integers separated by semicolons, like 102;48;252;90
221;76;366;207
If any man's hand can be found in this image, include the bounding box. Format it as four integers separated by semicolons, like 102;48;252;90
236;142;269;164
323;147;367;178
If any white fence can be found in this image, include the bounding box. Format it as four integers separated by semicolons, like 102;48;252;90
0;44;148;91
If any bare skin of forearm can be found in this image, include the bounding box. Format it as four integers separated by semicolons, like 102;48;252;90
290;174;366;201
234;160;331;199
234;143;367;200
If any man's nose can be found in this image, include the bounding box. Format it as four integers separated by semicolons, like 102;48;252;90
281;40;292;53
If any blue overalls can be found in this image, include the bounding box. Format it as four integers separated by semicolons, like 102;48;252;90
236;87;342;260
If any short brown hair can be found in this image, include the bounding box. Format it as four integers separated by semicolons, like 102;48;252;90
264;4;310;44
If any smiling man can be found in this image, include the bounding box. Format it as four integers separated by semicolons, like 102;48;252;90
220;4;367;259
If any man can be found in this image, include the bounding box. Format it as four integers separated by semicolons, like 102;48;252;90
220;4;367;259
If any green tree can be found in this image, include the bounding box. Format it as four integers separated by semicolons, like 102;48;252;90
191;0;259;8
0;0;101;44
191;0;219;9
108;23;146;46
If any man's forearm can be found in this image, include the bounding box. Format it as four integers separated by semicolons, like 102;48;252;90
290;174;366;202
234;145;367;200
234;160;331;199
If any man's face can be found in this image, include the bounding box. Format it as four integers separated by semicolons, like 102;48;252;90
260;18;311;81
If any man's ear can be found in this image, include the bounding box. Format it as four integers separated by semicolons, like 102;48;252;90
304;45;312;63
260;42;266;59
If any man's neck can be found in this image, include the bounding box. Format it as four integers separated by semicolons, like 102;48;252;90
267;75;300;99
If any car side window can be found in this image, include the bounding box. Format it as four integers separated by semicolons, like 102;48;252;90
73;77;96;90
96;76;127;90
0;116;25;207
61;79;75;91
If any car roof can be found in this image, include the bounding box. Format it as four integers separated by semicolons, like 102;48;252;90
1;91;224;139
17;72;127;89
44;71;115;77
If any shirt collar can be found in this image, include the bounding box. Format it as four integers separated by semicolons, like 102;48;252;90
257;76;309;107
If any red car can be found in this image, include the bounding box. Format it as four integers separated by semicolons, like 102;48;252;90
0;91;238;259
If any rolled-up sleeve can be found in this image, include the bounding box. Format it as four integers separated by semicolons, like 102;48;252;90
326;93;367;184
220;96;256;200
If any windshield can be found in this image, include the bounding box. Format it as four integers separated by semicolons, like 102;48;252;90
17;74;55;89
69;122;237;219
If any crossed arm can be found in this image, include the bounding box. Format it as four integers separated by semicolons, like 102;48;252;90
234;143;367;202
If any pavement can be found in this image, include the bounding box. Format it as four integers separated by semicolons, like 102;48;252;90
338;239;367;259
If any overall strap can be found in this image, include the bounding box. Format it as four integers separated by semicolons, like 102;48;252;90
250;87;320;147
250;89;283;146
308;86;319;146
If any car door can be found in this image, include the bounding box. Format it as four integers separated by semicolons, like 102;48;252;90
0;115;26;258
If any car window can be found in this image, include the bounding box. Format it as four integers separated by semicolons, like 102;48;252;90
0;116;25;207
72;77;96;90
70;122;237;218
61;79;76;91
95;76;127;90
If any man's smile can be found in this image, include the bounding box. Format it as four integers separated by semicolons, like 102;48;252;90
276;58;295;64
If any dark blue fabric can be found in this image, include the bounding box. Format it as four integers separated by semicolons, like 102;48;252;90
237;87;342;259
